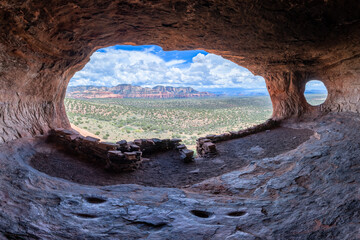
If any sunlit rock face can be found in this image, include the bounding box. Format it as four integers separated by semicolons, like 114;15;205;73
0;0;359;142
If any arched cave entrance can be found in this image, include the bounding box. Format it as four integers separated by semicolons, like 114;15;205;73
64;45;272;148
29;45;318;187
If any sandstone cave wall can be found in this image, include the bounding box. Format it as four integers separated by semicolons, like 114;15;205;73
0;0;359;143
320;62;360;113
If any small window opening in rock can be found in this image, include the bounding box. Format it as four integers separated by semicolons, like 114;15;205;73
304;80;328;106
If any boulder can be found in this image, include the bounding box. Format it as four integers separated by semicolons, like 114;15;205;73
180;149;194;163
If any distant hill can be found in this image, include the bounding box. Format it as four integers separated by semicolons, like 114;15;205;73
199;87;269;96
200;87;327;96
304;89;328;94
66;84;215;99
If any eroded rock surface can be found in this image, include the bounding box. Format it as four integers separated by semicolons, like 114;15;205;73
0;1;360;142
0;113;359;239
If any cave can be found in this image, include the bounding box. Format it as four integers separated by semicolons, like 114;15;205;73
0;1;360;239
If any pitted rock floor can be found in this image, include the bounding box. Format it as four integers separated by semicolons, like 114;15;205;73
28;127;313;187
1;113;359;239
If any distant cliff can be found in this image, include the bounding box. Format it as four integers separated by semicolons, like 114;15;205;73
66;84;215;99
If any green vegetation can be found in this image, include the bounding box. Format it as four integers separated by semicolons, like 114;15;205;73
65;94;326;149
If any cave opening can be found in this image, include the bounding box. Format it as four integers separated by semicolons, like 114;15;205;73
27;45;327;187
28;44;310;187
65;45;272;150
304;80;328;106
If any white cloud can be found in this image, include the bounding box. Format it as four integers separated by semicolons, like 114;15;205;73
69;48;267;89
165;59;186;67
305;80;328;92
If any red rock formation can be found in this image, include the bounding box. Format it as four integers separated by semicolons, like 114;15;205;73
69;90;124;99
67;84;214;99
0;1;359;142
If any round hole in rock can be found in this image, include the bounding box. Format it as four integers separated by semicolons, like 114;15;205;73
227;211;246;217
85;197;107;204
73;213;98;219
304;80;328;106
190;210;213;218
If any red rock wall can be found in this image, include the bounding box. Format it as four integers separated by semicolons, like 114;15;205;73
0;0;359;143
264;72;310;120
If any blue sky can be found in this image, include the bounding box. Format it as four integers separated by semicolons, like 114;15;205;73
70;45;327;94
103;45;208;66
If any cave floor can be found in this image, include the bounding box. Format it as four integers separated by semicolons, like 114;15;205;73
29;127;313;187
0;112;359;239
